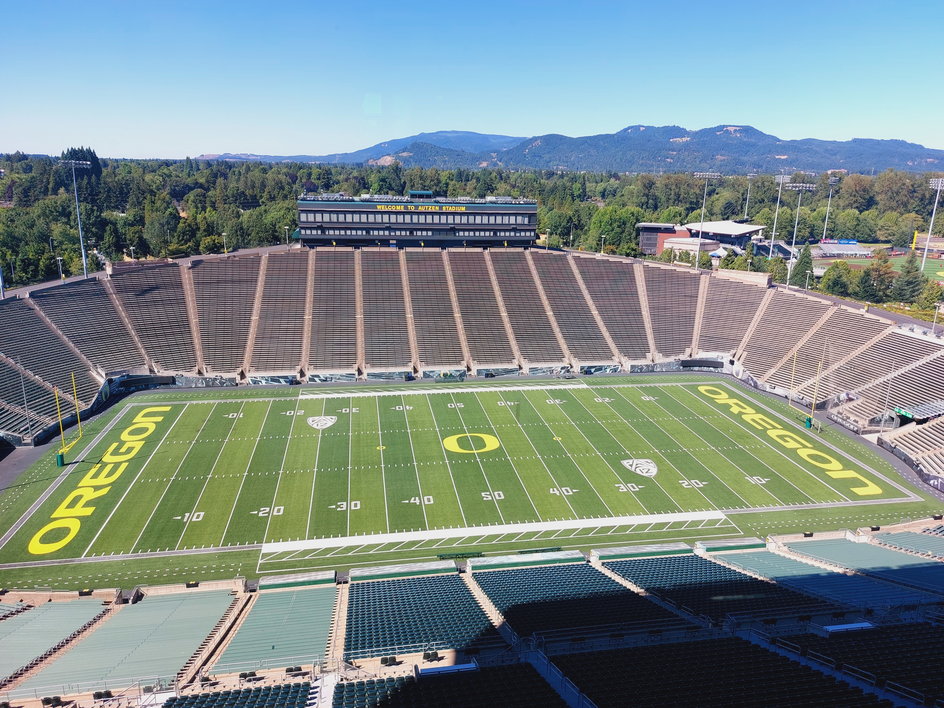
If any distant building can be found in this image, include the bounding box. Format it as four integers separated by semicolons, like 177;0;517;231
814;241;872;259
637;223;690;255
684;220;765;248
662;236;720;257
297;191;537;248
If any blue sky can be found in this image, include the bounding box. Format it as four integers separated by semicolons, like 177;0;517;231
3;0;942;158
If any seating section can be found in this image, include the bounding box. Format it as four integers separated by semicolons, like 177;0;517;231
717;550;941;609
841;348;944;424
344;574;500;660
472;562;690;637
887;418;944;460
0;599;105;684
190;256;259;374
786;538;944;594
30;278;145;373
310;250;358;371
740;290;831;379
361;249;413;370
489;250;564;364
924;524;944;536
697;277;767;354
605;554;838;621
164;682;313;708
13;591;233;696
332;664;566;708
447;251;515;366
765;308;891;390
875;531;944;559
530;251;613;363
551;638;887;707
781;623;944;704
251;252;308;372
403;250;465;368
797;331;941;403
111;264;197;372
0;600;29;620
0;358;58;435
642;266;699;357
572;256;649;360
0;298;100;403
212;587;336;672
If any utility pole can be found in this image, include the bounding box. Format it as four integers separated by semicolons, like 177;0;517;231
59;159;92;278
693;172;721;271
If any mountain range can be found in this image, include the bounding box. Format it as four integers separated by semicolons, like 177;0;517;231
198;126;944;174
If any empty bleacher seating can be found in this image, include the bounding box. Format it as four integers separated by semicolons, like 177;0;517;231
605;554;839;622
212;586;336;672
697;276;768;355
403;250;465;368
251;252;308;372
786;538;944;594
571;256;648;360
740;290;831;378
642;266;699;357
12;591;233;697
344;574;500;661
164;681;313;708
190;256;260;374
472;562;690;638
30;278;145;374
0;599;105;684
839;347;944;425
488;250;564;364
332;664;566;708
111;264;198;372
716;549;941;609
530;251;613;363
0;298;100;403
447;251;515;366
551;637;887;707
361;249;413;371
874;531;944;559
310;250;358;372
781;622;944;704
0;358;57;436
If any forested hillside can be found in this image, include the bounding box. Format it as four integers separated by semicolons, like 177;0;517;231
1;149;942;289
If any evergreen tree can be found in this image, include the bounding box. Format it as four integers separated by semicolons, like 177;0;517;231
820;261;854;296
789;245;814;287
719;249;737;269
916;280;944;310
768;256;788;283
889;249;925;303
858;249;897;302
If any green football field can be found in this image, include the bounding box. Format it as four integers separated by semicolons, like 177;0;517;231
0;375;930;586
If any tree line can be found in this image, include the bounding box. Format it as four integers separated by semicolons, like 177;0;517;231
1;148;942;288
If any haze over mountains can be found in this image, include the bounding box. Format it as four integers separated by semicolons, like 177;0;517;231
199;125;944;174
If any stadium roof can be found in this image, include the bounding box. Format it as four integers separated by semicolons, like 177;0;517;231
684;221;765;236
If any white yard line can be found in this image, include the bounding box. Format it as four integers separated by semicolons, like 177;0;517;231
129;403;220;552
398;395;428;530
449;392;505;522
262;395;302;544
305;399;328;539
82;403;191;557
261;510;727;553
422;395;468;527
175;402;246;549
220;400;272;546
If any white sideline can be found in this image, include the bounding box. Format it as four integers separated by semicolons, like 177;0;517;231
297;382;587;400
261;510;727;553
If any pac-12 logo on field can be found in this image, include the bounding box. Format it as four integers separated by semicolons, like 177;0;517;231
307;416;337;430
621;458;658;477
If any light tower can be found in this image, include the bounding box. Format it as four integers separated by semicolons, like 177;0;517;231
59;159;91;278
693;172;721;271
785;182;816;287
767;173;790;259
920;178;944;271
743;173;758;219
821;175;840;240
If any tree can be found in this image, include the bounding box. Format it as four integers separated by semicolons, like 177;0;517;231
719;249;737;269
820;261;855;296
767;256;788;283
658;248;675;263
916;280;944;311
789;245;814;287
698;251;712;269
890;249;925;303
858;249;896;302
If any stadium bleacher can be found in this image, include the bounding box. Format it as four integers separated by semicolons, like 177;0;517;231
309;249;358;373
471;562;691;638
11;591;234;697
551;637;889;707
164;681;314;708
403;250;466;369
697;276;768;354
250;251;309;373
641;265;699;357
874;531;944;559
212;586;336;672
0;358;58;436
446;251;516;367
605;554;841;622
361;249;413;371
332;664;566;708
344;574;501;661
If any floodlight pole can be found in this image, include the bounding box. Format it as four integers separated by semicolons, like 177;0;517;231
600;233;606;254
222;232;228;254
56;256;64;280
921;178;944;272
785;183;816;288
768;173;787;259
822;176;839;240
284;225;290;246
0;265;5;299
744;173;757;219
60;160;91;279
805;270;812;290
693;172;721;272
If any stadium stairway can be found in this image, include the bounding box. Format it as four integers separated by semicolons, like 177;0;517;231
177;592;253;687
326;582;350;665
459;572;515;645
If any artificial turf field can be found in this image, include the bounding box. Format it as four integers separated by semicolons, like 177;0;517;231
0;375;937;588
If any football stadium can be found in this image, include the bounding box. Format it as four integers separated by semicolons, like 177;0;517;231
4;200;944;706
